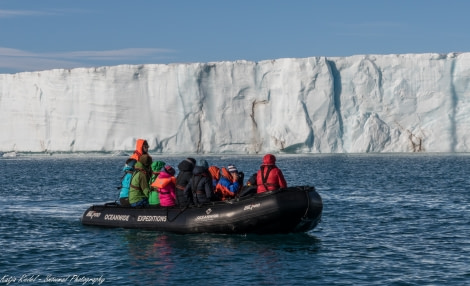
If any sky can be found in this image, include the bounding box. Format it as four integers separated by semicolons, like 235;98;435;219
1;0;469;74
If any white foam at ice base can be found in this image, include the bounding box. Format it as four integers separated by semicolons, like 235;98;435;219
1;52;469;154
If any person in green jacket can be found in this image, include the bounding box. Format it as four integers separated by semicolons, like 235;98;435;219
149;160;165;205
129;154;152;207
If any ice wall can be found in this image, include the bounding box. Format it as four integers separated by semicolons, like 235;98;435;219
1;53;469;154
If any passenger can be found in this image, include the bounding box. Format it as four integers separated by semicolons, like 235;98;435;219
246;173;258;187
154;165;177;207
129;154;153;207
129;139;151;162
228;164;244;187
175;158;196;206
184;159;214;206
118;158;137;206
150;160;166;185
238;173;258;197
215;166;240;200
208;165;220;188
256;154;287;193
149;160;165;205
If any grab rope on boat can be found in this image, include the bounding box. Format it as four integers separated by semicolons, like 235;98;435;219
300;186;311;220
166;204;189;222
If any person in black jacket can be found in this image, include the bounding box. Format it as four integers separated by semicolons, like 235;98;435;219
184;159;214;206
175;157;196;206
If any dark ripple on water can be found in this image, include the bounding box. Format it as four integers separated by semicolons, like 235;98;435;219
1;154;470;285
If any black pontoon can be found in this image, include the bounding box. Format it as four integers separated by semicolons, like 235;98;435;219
81;186;322;234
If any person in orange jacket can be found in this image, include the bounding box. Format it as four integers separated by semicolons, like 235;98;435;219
208;165;220;188
129;139;150;162
215;166;240;200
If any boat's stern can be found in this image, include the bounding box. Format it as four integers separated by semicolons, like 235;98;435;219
293;186;323;232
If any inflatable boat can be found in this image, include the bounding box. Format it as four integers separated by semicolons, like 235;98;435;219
81;186;322;234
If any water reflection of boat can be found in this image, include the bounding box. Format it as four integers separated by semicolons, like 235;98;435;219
81;186;322;234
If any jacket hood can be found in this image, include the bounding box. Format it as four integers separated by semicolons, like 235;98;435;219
135;139;147;153
162;165;176;176
158;170;172;179
122;165;134;172
193;165;207;175
197;159;209;169
151;160;166;172
129;139;148;161
262;154;276;165
139;154;152;169
134;161;145;170
123;159;137;171
177;158;196;171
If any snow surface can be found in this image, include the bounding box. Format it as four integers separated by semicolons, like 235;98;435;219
1;53;469;154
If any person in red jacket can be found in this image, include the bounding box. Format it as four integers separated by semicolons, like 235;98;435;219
256;154;287;193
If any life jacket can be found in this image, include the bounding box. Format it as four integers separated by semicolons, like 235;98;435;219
208;166;220;180
215;184;235;201
256;164;287;193
148;162;164;205
153;172;177;207
215;168;236;201
260;165;276;190
151;176;176;194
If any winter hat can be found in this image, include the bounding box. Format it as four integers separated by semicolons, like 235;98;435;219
139;154;152;168
227;164;238;173
162;165;176;176
198;159;209;169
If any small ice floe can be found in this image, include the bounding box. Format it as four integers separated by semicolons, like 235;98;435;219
111;150;129;156
2;151;17;158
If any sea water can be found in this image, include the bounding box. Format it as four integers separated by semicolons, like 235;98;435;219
1;154;469;285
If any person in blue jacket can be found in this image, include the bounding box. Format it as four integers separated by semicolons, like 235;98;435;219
215;165;241;200
118;158;137;206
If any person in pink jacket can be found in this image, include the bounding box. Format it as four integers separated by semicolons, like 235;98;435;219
151;165;177;207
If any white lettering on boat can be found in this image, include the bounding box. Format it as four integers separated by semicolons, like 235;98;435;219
104;214;130;221
195;214;220;221
137;215;167;222
244;203;261;211
85;211;101;219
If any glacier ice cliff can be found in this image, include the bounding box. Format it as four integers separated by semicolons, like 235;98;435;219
1;52;469;154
